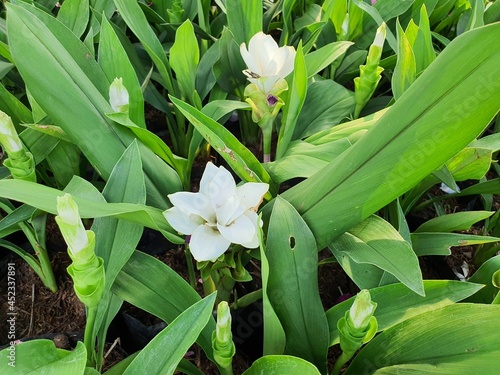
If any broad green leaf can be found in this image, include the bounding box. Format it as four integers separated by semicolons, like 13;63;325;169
329;215;424;295
392;20;416;100
170;20;199;104
411;232;500;256
113;0;175;92
466;255;500;303
226;0;262;45
0;179;182;243
277;43;307;159
258;225;285;355
242;355;321;375
265;139;351;183
292;80;356;140
344;304;500;374
99;17;146;128
415;211;494;233
123;293;216;375
6;2;180;208
45;141;81;188
111;251;216;361
446;147;492;181
326;280;483;346
213;28;247;94
170;96;274;196
413;5;436;73
0;83;32;125
266;197;329;373
57;0;89;38
282;22;500;250
0;340;87;374
304;41;353;78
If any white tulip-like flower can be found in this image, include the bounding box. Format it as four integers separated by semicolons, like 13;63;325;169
109;77;129;113
240;32;296;94
163;163;269;262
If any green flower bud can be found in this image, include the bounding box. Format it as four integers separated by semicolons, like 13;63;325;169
0;111;23;154
212;301;236;369
244;78;288;125
109;77;129;114
55;194;104;307
56;194;89;256
348;289;377;331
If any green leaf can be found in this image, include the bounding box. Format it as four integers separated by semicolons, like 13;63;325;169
266;197;329;373
57;0;89;38
392;20;416;100
0;340;87;374
446;147;493;181
304;41;353;78
0;179;182;243
415;211;494;233
99;17;146;128
466;255;500;303
326;280;483;346
242;355;321;375
123;293;216;375
170;96;273;195
282;22;500;250
411;232;500;256
344;304;500;374
170;20;199;104
329;215;424;296
226;0;262;45
292;80;355;140
111;251;216;361
277;43;307;159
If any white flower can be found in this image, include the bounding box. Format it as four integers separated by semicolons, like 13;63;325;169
240;32;296;94
109;77;129;113
163;163;269;261
348;289;377;331
55;193;88;255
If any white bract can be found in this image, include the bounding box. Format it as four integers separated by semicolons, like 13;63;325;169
163;163;269;262
348;289;377;331
109;77;129;113
240;32;296;94
55;193;88;255
0;111;23;153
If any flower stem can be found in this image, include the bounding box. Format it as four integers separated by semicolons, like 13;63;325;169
261;119;273;163
184;247;197;289
331;351;353;375
84;306;98;366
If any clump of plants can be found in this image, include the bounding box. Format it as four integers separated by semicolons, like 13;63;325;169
1;0;500;374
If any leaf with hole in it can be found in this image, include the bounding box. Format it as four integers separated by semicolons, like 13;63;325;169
344;304;500;374
282;22;500;250
326;280;483;346
266;196;329;373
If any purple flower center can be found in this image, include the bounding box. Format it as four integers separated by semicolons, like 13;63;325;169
267;94;278;106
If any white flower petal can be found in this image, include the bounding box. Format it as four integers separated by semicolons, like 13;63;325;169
189;224;231;261
236;183;269;211
217;213;255;245
215;194;241;226
168;191;215;223
209;166;237;211
240;44;262;77
163;206;203;235
199;162;220;195
239;211;261;249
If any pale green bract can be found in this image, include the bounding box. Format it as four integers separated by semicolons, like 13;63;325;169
55;193;89;255
109;77;130;114
163;163;268;261
0;111;23;153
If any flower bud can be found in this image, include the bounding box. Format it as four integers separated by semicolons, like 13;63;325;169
348;289;377;331
212;301;236;369
56;194;89;256
0;111;23;154
109;77;129;114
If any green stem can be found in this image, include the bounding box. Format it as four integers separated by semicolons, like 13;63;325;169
331;351;354;375
220;365;235;375
231;289;262;309
202;273;217;297
261;120;273;163
84;306;98;367
492;291;500;304
18;221;57;292
185;247;197;289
